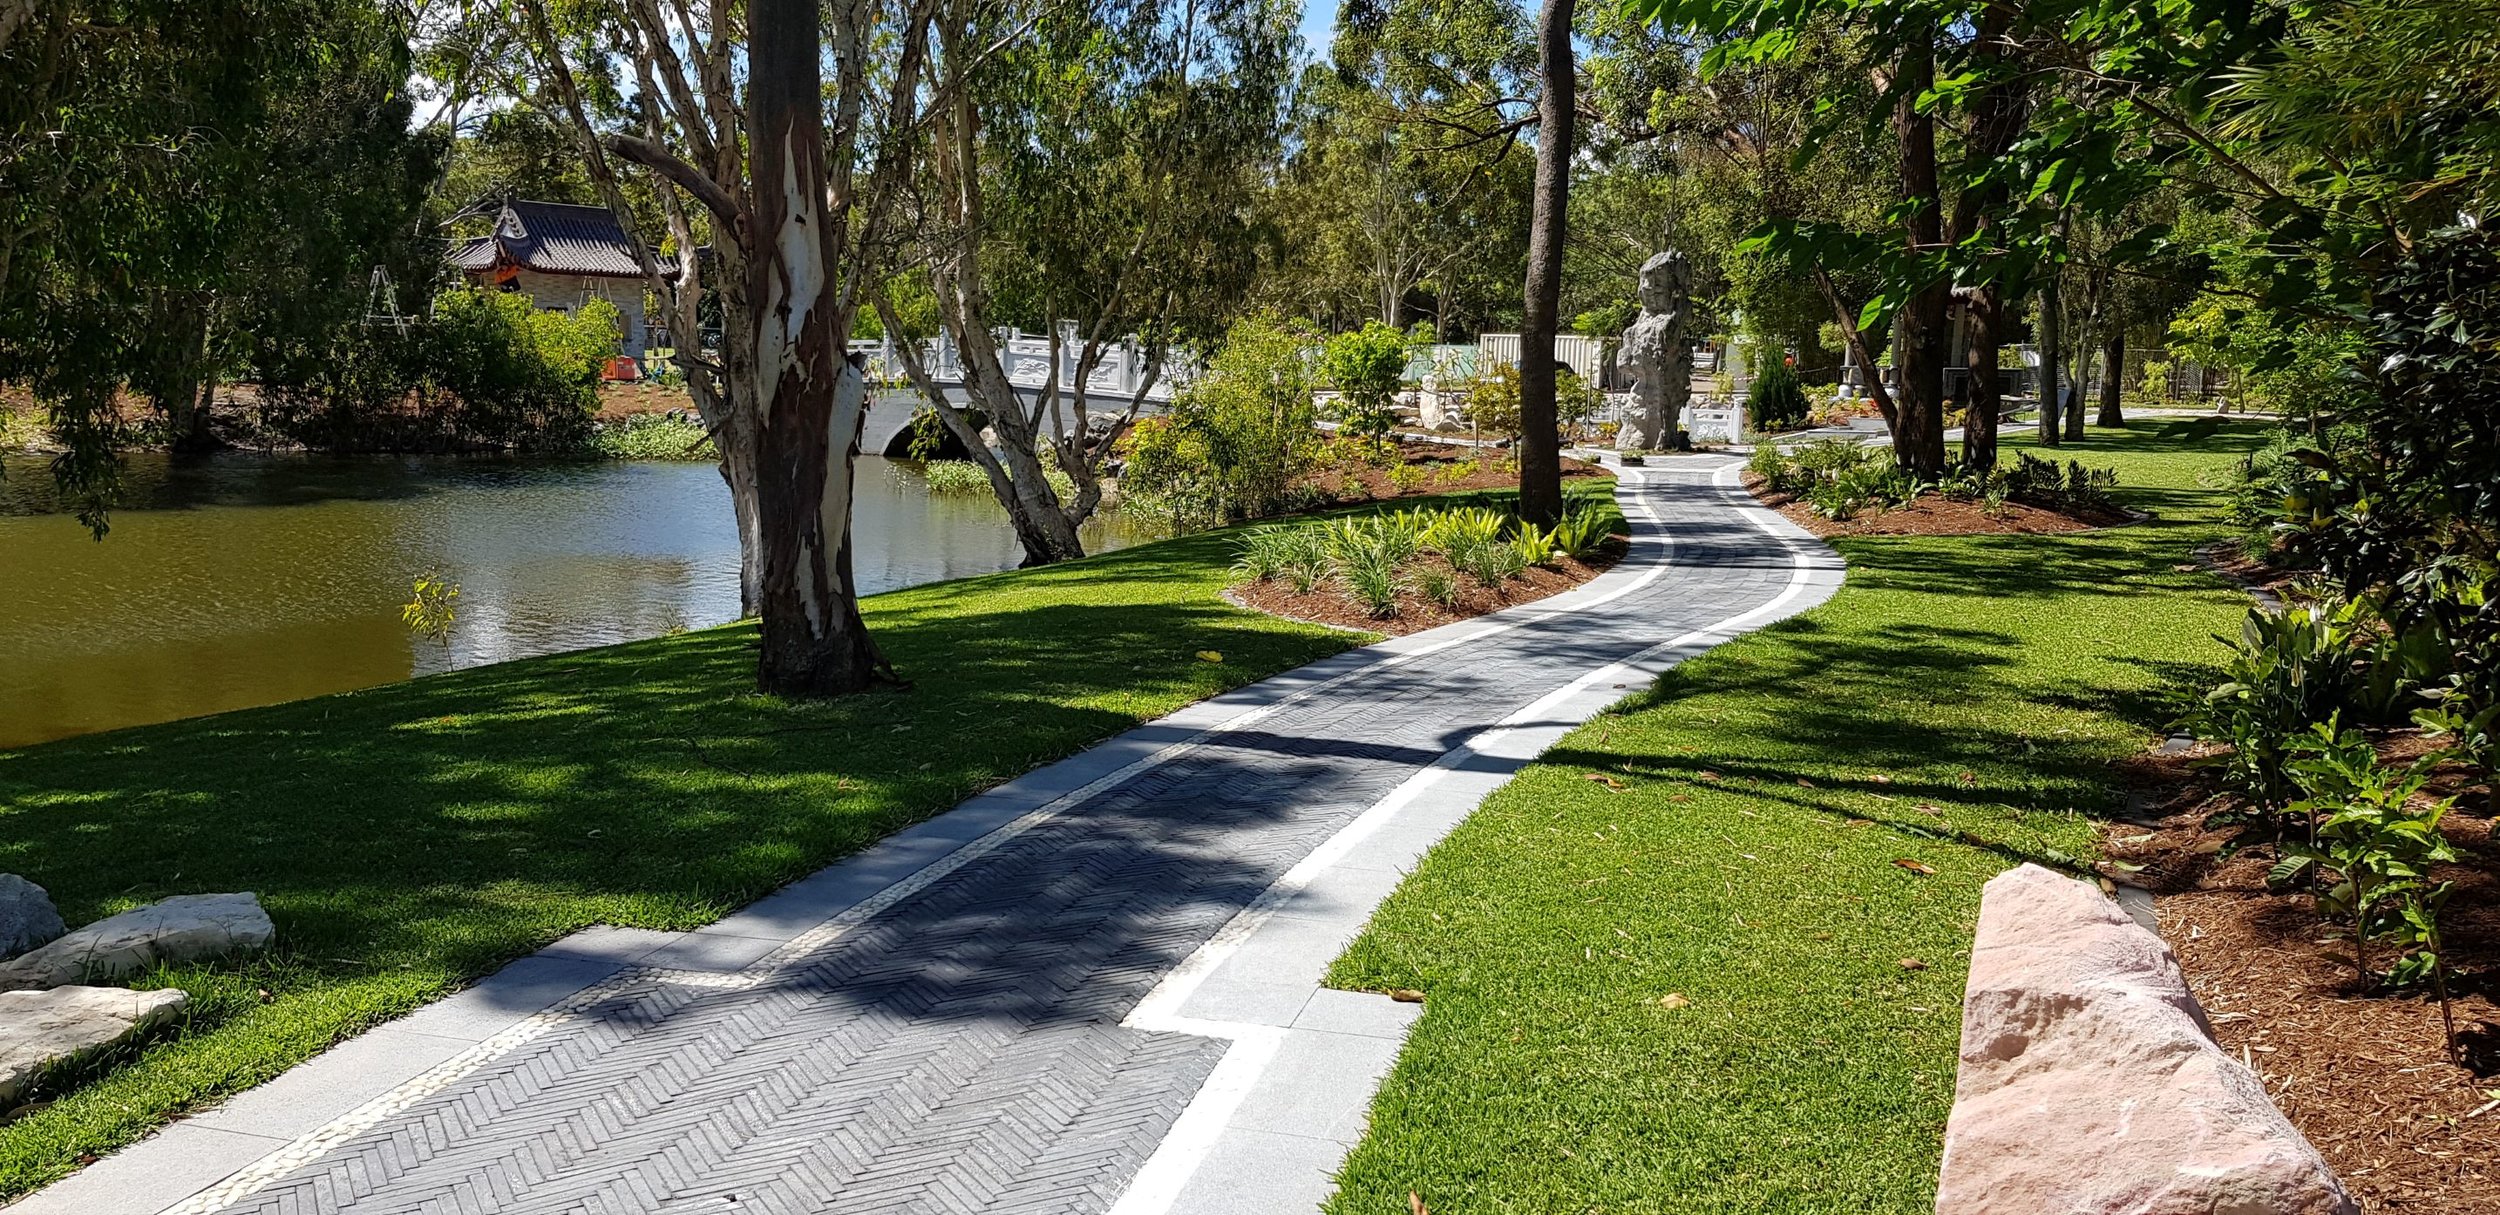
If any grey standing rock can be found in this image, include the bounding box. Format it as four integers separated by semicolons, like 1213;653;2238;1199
0;985;188;1107
0;893;275;993
1617;251;1694;452
0;875;67;959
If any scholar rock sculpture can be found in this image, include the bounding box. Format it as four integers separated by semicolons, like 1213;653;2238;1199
1617;251;1693;452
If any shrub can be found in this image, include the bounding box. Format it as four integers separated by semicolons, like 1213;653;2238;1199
1319;321;1416;445
1416;565;1462;611
425;288;617;449
920;460;991;495
2194;606;2370;824
256;286;618;453
2002;452;2119;515
1746;358;1810;431
2222;424;2366;562
1791;437;1878;483
1421;507;1506;555
1117;314;1321;531
1509;521;1561;567
591;412;714;460
2268;719;2463;1023
1745;442;1791;489
1549;504;1620;558
1231;527;1297;582
1465;365;1523;440
1804;464;1918;521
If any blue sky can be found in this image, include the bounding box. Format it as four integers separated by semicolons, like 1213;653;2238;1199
1298;0;1339;54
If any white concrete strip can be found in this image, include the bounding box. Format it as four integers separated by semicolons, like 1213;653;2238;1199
1104;460;1844;1215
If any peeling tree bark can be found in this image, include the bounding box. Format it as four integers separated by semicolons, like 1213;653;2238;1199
743;0;886;695
520;0;930;695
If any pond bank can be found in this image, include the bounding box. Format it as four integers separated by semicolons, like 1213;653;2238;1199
0;451;1151;749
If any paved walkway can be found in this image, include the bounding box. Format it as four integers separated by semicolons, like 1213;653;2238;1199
25;457;1841;1215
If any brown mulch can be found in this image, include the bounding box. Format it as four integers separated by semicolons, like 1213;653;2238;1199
2099;738;2500;1213
1313;441;1609;504
597;381;697;420
1227;547;1620;637
2199;538;2309;600
1743;472;2133;537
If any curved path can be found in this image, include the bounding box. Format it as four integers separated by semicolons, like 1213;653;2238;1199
29;455;1842;1215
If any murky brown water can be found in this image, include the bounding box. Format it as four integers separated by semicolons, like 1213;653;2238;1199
0;454;1145;749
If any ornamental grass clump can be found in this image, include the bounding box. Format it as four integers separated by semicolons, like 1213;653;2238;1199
920;460;990;496
1229;498;1615;619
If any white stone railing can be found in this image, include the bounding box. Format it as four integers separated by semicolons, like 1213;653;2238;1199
865;323;1193;401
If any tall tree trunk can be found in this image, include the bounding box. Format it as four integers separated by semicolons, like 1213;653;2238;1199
1963;286;2005;471
2063;339;2088;441
2096;329;2127;427
743;0;884;696
150;299;218;453
1815;266;1899;433
1517;0;1574;527
2037;265;2063;447
1891;35;1949;477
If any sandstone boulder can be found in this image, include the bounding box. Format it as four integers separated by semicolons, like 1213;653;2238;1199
0;874;65;958
1937;863;2356;1215
0;893;274;992
0;985;188;1107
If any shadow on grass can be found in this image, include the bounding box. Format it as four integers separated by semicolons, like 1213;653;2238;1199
0;537;1353;989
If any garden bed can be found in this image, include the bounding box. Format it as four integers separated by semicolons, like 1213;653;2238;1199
1224;496;1626;638
1740;437;2135;538
1228;548;1617;636
2101;739;2500;1214
1306;439;1609;504
1746;474;2125;537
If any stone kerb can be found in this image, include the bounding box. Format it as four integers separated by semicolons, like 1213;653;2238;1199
1936;863;2357;1215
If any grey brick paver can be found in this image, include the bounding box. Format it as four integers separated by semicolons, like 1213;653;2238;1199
169;462;1823;1215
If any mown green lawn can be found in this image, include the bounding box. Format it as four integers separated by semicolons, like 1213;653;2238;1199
1323;419;2272;1214
0;512;1392;1195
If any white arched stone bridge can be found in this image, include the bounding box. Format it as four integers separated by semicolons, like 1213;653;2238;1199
857;326;1190;457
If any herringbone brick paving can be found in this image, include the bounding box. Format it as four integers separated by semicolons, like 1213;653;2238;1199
206;464;1803;1215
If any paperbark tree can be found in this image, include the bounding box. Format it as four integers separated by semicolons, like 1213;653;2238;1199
1517;0;1574;527
880;0;1294;567
2036;256;2063;446
515;0;934;694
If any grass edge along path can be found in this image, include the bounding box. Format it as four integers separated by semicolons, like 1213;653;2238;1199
0;481;1597;1199
1322;420;2272;1214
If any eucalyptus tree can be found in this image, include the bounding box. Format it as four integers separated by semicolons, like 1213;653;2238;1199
509;0;938;694
1310;0;1534;333
1641;0;2049;474
878;0;1299;567
1572;15;1893;379
1;0;433;523
1515;0;1575;525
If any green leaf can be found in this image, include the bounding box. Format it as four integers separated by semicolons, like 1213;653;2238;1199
2265;854;2315;890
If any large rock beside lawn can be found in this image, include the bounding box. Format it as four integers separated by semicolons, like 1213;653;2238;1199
0;985;188;1107
1937;863;2356;1215
0;893;274;993
0;874;66;958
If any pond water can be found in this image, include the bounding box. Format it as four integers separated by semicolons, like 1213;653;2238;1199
0;453;1148;750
